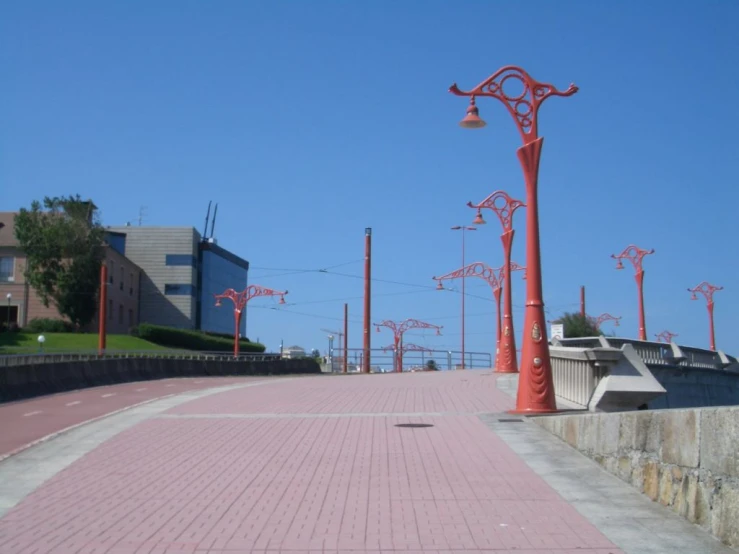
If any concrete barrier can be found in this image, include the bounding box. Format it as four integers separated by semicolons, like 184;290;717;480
534;407;739;549
0;357;321;403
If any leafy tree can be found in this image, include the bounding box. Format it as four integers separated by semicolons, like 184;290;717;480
310;348;320;358
553;312;601;339
425;359;439;371
15;196;106;328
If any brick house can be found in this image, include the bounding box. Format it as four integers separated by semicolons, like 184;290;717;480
0;212;141;334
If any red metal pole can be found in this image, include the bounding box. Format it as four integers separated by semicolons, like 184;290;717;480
514;137;557;412
580;285;585;317
363;228;372;373
635;270;647;341
498;229;518;373
707;302;716;351
461;228;466;369
234;309;241;356
493;286;502;370
343;303;349;372
394;334;401;373
98;263;107;355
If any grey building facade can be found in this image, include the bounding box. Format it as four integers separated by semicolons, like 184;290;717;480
106;226;249;336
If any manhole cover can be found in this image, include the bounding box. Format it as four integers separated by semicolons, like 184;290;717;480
498;418;524;423
394;423;434;428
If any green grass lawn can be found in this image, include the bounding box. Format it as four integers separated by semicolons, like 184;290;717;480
0;332;170;354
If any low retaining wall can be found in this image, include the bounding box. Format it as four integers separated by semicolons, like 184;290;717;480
0;357;321;402
534;408;739;549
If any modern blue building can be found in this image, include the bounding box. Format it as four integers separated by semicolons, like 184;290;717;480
105;226;249;337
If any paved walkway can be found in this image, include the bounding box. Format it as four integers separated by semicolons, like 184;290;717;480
0;371;733;553
0;377;260;461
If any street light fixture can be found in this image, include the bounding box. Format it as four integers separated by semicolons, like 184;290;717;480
655;330;678;344
450;225;476;368
5;293;11;332
468;190;525;374
433;261;524;373
215;285;288;357
611;245;655;341
687;281;723;351
450;66;578;414
374;318;442;373
592;313;621;331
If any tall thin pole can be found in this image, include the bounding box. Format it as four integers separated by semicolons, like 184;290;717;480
461;228;466;369
362;228;372;373
580;285;586;317
636;271;646;341
98;263;107;356
343;303;349;373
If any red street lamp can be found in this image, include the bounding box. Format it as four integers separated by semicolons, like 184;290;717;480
450;66;578;413
468;190;525;374
215;285;288;357
688;281;723;351
374;318;442;373
450;225;476;368
655;330;678;344
433;261;525;373
611;245;655;341
592;313;621;330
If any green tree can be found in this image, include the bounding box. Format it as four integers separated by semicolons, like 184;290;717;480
554;312;601;339
425;359;439;371
14;196;105;328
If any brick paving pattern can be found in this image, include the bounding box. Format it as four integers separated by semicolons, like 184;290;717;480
0;371;624;553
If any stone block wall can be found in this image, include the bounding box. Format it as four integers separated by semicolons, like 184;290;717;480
534;408;739;549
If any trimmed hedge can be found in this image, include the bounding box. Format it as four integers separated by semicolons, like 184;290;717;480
204;330;253;343
136;323;266;353
25;318;75;333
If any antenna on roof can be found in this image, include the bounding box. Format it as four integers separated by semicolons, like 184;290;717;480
138;206;148;226
210;203;218;239
203;201;212;239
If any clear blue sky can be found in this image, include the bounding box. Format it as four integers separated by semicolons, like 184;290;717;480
2;1;738;360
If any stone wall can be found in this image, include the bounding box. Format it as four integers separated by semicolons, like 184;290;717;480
534;408;739;549
0;357;321;403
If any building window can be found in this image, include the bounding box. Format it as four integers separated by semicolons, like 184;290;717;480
119;267;124;290
108;299;113;320
119;304;123;324
128;308;134;327
109;260;115;284
164;283;195;296
0;257;14;282
165;254;196;267
129;272;134;296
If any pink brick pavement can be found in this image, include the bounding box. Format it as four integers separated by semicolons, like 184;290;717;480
0;371;623;553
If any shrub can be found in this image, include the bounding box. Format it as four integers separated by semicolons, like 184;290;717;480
0;322;21;333
25;318;74;333
136;323;265;353
203;330;252;343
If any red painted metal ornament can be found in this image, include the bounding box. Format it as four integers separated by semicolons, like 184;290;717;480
214;285;288;356
611;245;654;341
374;318;442;373
450;66;578;414
468;190;525;374
687;281;723;351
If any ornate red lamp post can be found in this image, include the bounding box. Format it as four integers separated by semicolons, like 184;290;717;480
688;281;723;351
215;285;287;357
450;225;476;368
468;190;525;373
592;313;621;331
433;261;524;372
374;318;442;373
382;343;434;370
655;330;678;344
611;245;654;341
450;66;578;413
